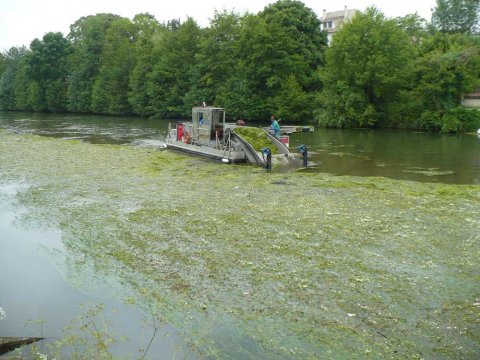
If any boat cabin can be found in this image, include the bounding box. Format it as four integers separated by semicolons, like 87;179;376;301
177;107;226;146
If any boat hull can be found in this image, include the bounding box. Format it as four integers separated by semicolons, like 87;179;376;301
165;139;246;163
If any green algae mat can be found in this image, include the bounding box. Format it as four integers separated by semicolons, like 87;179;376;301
1;131;479;359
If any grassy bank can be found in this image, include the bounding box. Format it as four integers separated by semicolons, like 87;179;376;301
1;131;479;359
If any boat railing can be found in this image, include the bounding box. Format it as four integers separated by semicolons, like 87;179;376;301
215;131;221;149
224;130;232;158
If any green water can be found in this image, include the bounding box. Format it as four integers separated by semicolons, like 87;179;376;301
0;112;479;358
290;128;480;184
1;111;479;184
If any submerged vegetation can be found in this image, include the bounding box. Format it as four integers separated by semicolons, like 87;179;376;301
0;0;479;131
1;131;479;358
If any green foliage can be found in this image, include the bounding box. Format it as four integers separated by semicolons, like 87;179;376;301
92;18;138;115
0;2;477;133
29;33;71;83
0;52;5;78
216;14;271;120
0;2;325;122
45;79;68;112
441;107;480;132
0;66;17;109
217;1;327;122
0;47;28;110
128;14;162;117
260;0;326;83
66;14;123;113
217;74;266;120
27;32;71;112
258;0;326;120
27;81;45;112
432;0;480;34
147;18;201;118
184;10;242;108
402;32;480;131
314;80;368;128
317;7;414;128
273;74;312;121
13;58;32;110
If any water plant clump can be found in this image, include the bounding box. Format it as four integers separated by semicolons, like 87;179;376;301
1;131;479;358
233;127;278;154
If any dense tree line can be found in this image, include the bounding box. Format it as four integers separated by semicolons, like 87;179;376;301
0;0;479;132
318;3;480;132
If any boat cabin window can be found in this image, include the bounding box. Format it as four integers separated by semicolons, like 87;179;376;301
212;110;224;127
196;112;210;128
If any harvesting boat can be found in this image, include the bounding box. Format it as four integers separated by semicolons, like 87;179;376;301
165;106;297;167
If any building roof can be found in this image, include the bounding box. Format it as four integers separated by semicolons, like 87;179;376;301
322;9;358;21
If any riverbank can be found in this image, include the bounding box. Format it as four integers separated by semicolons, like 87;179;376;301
0;131;479;358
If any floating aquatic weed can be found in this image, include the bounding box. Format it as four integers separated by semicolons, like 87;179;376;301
233;127;279;154
1;131;479;358
403;167;455;177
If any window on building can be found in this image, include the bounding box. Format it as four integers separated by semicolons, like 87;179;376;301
323;21;334;29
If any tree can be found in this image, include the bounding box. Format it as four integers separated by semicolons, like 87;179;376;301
128;13;162;117
259;0;326;88
273;74;310;120
258;0;326;121
218;0;327;121
432;0;480;34
316;7;414;128
147;18;201;118
0;52;6;77
27;32;71;112
405;33;480;132
0;47;28;110
67;14;122;113
183;10;242;110
92;18;138;114
216;14;270;120
396;13;429;46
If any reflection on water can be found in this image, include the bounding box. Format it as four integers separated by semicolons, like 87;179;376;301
289;128;480;184
1;112;479;184
0;122;478;358
0;112;170;145
0;182;195;359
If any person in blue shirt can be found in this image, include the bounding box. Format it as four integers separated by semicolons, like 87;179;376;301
270;115;280;138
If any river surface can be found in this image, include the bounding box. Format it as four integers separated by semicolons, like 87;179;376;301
0;111;479;184
0;112;479;358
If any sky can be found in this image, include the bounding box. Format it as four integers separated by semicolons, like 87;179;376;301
0;0;437;51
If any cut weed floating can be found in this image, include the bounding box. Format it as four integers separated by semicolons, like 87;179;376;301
1;131;479;359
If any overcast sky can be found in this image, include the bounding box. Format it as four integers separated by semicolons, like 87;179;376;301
0;0;437;51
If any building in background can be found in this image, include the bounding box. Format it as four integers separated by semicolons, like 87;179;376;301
462;89;480;108
321;6;358;45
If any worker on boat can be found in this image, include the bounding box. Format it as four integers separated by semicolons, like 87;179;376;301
270;115;281;138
